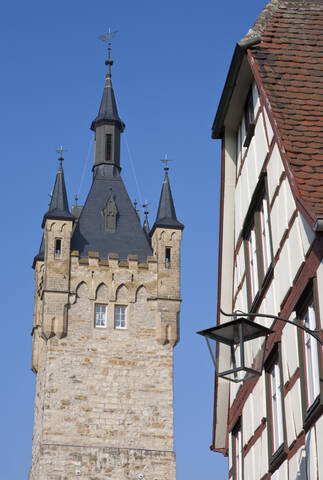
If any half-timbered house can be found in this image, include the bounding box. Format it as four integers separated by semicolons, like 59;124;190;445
210;1;323;478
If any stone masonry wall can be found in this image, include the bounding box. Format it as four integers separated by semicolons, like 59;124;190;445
30;225;181;479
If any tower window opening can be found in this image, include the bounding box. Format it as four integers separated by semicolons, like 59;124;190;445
165;247;171;268
114;305;127;329
105;134;112;162
55;239;62;256
95;304;107;328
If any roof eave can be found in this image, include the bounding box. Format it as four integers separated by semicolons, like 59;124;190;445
211;36;261;140
42;212;74;228
149;221;184;237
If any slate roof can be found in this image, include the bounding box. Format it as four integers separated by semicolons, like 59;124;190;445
90;67;125;132
71;165;153;261
42;161;73;227
151;168;184;234
247;0;323;217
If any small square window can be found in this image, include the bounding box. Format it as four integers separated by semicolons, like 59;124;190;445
94;304;107;328
114;305;126;329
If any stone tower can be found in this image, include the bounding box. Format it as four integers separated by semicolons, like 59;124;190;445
30;46;183;479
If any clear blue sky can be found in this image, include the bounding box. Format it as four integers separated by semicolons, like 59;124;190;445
0;0;269;477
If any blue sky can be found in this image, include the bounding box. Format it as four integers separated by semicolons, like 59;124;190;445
0;0;269;477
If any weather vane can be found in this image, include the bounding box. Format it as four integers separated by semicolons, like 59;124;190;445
142;200;150;214
56;145;67;162
98;28;118;59
161;154;172;170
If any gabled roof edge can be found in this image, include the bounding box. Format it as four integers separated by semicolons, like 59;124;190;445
211;36;261;139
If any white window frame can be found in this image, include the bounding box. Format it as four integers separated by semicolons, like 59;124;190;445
269;360;284;453
94;304;107;328
247;226;259;300
303;303;320;408
259;196;272;276
114;305;127;329
232;422;243;480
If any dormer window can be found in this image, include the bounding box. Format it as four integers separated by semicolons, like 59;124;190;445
105;134;112;162
103;194;117;232
55;239;61;257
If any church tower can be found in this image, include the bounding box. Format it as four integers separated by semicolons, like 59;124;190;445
30;41;183;479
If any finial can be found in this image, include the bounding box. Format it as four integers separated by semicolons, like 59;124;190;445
161;154;172;172
56;145;67;165
142;200;150;216
74;194;78;206
98;28;118;73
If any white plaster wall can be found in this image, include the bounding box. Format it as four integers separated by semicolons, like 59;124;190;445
298;213;315;256
242;392;255;445
230;380;241;408
246;136;258;202
252;436;262;480
260;429;268;479
252;82;260;118
271;460;288;480
281;313;299;381
288;220;305;283
270;179;289;257
234;280;248;314
239;157;251;230
306;427;318;480
267;143;284;204
235;177;243;245
283;178;296;225
228;432;232;471
253;375;266;428
274;241;293;310
316;415;323;479
289;447;307;480
257;280;277;329
263;107;274;146
316;259;323;331
254;112;269;175
244;449;255;480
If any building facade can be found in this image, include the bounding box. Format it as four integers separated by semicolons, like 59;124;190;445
30;47;183;479
211;1;323;479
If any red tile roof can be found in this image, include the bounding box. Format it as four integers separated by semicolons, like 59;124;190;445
249;1;323;217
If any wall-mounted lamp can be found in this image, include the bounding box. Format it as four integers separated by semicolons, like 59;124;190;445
197;309;322;383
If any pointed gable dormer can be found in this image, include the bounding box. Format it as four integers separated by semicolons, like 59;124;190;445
42;157;73;228
150;166;184;235
91;42;125;172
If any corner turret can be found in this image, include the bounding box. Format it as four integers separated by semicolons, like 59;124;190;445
151;165;183;346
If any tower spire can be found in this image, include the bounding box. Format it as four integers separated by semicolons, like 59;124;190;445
150;158;184;235
91;29;125;172
142;201;150;238
42;148;73;227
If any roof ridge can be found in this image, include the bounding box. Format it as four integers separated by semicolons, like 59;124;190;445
242;0;323;43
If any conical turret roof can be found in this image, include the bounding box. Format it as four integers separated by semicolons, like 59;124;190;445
90;56;125;132
42;159;73;227
151;168;184;235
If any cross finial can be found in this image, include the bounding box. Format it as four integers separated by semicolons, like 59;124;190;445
161;153;172;171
